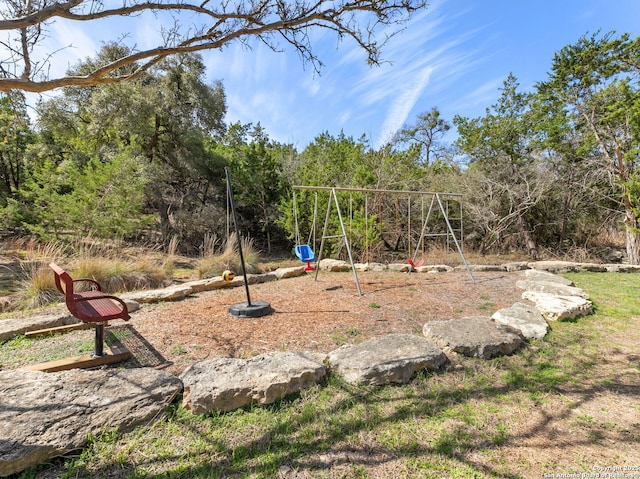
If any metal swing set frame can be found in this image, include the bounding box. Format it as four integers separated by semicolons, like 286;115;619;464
291;186;474;296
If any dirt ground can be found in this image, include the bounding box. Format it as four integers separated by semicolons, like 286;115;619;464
123;269;525;375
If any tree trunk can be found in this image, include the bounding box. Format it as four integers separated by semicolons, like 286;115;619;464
518;215;539;260
625;209;640;265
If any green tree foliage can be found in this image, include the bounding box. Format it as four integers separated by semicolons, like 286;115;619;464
454;74;551;259
20;153;152;239
32;47;229;248
213;122;291;253
0;91;34;203
537;31;640;263
394;107;453;167
280;132;436;261
529;81;614;251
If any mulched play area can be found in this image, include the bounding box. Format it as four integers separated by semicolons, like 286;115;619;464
123;269;524;374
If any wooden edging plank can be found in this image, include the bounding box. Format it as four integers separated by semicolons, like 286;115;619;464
25;322;97;338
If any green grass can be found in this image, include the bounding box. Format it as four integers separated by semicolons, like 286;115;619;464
0;330;125;368
10;271;640;478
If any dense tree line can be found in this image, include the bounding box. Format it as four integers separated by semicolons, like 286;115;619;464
0;31;638;263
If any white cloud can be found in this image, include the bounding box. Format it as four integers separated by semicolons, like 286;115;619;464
42;21;98;76
376;65;434;146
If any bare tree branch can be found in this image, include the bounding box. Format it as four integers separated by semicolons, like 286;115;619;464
0;0;428;92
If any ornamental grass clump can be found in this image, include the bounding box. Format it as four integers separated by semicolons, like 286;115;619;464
8;239;170;311
196;233;261;278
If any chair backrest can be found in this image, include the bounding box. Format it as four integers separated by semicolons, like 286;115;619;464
49;262;74;302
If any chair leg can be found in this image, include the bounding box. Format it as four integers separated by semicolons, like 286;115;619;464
94;322;105;357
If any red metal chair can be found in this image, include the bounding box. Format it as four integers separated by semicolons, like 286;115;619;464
50;262;130;357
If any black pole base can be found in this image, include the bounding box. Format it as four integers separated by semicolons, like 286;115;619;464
93;322;105;357
229;301;273;318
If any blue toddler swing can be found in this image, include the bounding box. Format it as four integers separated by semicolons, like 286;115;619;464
292;192;317;272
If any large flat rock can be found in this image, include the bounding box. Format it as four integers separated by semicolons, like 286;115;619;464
273;266;308;279
515;279;589;299
180;351;326;414
527;261;607;273
423;317;524;359
491;302;549;339
521;291;593;321
318;259;351;271
0;368;182;477
327;334;448;386
523;269;575;286
121;284;194;303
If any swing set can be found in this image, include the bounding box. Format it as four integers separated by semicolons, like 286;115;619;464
291;186;474;296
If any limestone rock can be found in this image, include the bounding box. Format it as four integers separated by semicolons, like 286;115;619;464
0;311;74;341
523;269;575;286
123;299;141;313
183;276;230;293
605;264;640;273
521;291;593;321
388;263;411;272
327;334;447;386
423;317;524;359
456;264;507;272
122;284;194;303
578;263;608;272
319;259;351;272
491;302;549;340
527;261;580;273
367;262;388;271
420;264;454;273
515;279;589;299
273;266;308;279
180;351;326;414
504;261;530;272
0;368;182;477
240;273;278;285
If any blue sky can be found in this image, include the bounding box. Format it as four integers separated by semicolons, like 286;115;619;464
31;0;640;149
201;0;640;149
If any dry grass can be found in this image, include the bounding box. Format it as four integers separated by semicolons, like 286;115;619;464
196;233;261;278
2;238;171;311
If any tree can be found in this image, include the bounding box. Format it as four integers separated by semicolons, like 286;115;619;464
529;85;614;251
537;32;640;263
3;149;152;239
0;0;428;93
0;90;33;201
394;107;452;167
454;74;551;259
214;122;291;253
33;48;229;246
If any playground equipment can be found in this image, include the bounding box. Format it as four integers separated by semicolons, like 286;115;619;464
294;244;315;271
225;167;273;318
292;186;475;295
292;190;318;271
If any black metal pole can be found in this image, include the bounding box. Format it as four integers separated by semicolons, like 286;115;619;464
225;167;252;306
94;322;104;357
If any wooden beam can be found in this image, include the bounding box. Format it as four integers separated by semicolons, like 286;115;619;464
25;322;101;338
